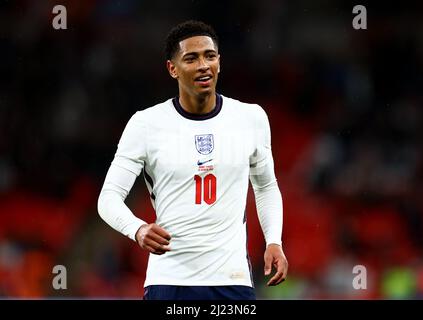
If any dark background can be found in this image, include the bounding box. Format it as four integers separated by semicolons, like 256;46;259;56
0;0;422;299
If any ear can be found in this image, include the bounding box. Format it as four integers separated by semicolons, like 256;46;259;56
217;54;221;73
167;60;178;79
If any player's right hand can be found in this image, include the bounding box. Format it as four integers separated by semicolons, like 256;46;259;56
135;223;171;255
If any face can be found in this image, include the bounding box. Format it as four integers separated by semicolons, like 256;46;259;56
167;35;220;98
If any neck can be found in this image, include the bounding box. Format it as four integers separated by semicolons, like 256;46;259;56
179;91;216;114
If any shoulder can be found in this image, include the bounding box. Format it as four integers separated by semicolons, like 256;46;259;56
129;98;173;125
221;95;269;124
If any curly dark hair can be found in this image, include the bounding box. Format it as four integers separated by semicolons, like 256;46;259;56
165;20;219;60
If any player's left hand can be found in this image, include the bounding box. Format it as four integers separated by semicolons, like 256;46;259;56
264;244;288;286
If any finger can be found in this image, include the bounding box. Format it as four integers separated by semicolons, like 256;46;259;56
143;244;165;255
146;231;170;246
282;261;288;280
264;254;273;276
151;224;171;241
144;245;169;255
144;237;171;253
267;261;286;286
267;269;284;286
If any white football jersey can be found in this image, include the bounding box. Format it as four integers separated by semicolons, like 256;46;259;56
104;93;282;287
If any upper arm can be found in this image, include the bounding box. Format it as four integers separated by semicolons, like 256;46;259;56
112;112;148;176
249;105;273;173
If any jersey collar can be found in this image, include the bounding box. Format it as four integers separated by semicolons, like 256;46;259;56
172;93;222;121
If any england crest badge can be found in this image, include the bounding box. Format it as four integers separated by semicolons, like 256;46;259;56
195;134;214;155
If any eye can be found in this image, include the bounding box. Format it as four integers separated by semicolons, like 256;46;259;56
206;53;217;59
184;56;195;63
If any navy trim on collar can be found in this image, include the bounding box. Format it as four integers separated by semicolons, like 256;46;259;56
172;93;222;121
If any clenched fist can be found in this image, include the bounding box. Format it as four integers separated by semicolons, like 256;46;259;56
135;223;172;255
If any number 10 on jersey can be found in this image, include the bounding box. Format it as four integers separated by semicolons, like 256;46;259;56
194;174;217;204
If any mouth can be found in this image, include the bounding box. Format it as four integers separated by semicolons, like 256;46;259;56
194;75;213;86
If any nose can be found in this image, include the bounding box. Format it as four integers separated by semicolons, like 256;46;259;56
197;57;210;71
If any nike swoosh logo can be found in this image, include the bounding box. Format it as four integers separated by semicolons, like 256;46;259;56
197;159;213;166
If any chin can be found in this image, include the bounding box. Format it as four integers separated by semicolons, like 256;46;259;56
196;92;213;100
197;87;214;96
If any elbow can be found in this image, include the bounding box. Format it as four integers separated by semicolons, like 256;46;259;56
97;189;107;222
97;188;125;223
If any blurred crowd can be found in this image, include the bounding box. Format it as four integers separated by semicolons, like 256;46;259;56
1;0;422;298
